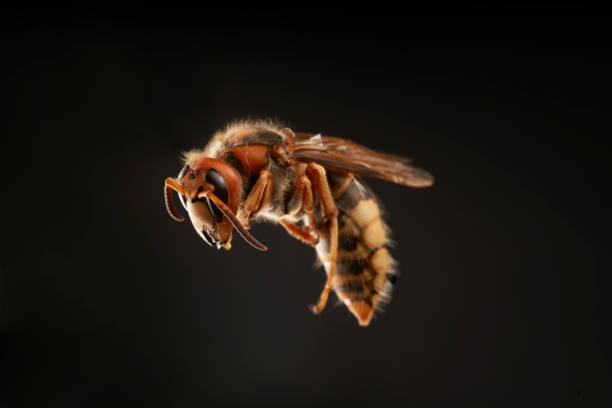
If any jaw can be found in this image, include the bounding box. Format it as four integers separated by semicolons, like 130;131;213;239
215;220;233;249
188;201;233;249
186;192;267;252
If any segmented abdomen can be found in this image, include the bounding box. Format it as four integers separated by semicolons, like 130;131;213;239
315;171;396;326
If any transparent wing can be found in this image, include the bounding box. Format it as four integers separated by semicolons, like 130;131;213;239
290;133;434;187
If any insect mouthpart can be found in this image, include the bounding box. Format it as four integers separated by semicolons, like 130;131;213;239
190;187;224;224
199;190;267;251
200;227;232;250
200;229;216;247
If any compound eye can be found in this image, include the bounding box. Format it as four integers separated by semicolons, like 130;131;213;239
204;168;228;219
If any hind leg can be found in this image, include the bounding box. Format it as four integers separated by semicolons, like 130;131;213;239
306;162;339;315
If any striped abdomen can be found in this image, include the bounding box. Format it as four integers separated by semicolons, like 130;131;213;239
315;171;396;326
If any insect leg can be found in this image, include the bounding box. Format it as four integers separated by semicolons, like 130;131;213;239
287;175;313;216
237;169;274;228
306;162;339;315
280;220;319;247
282;174;319;246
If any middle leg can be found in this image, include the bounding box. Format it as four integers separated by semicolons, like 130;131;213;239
281;174;319;247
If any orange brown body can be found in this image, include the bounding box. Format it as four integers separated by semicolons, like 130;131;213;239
164;120;433;326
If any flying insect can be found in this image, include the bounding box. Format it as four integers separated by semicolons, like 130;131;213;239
164;120;433;326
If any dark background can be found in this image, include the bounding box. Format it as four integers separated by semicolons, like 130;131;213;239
2;6;610;407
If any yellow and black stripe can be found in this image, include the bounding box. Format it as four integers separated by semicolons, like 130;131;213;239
317;171;396;326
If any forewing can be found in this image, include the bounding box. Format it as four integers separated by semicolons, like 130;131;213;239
290;133;434;187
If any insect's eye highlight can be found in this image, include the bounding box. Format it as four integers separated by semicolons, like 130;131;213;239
204;168;228;219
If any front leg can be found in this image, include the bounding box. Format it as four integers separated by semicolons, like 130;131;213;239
306;162;339;315
237;169;274;228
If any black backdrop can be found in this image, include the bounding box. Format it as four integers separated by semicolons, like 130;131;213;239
2;7;611;407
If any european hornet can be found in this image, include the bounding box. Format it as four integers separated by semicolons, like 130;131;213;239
164;120;433;326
